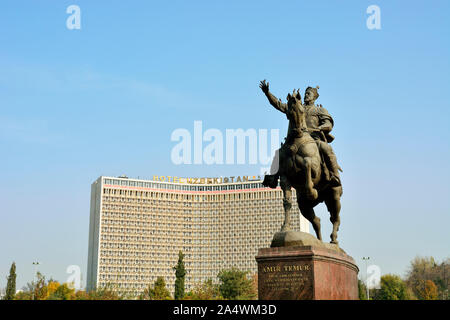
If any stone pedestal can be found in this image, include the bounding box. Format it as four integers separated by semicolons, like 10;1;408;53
256;232;359;300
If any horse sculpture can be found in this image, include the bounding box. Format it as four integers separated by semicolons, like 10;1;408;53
260;81;343;244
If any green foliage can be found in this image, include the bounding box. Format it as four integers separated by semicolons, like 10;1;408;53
217;268;257;300
14;291;32;300
26;272;48;300
358;279;367;300
173;251;186;300
47;283;76;300
139;277;172;300
89;283;124;300
153;277;172;300
74;290;91;300
13;273;124;300
7;255;447;300
183;278;223;300
4;262;17;300
374;274;409;300
13;274;78;300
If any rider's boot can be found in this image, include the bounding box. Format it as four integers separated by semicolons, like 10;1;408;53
322;146;342;187
329;173;341;187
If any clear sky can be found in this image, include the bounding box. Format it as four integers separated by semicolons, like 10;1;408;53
1;0;449;290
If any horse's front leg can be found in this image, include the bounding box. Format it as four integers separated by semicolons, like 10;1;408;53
297;195;322;241
325;187;342;244
280;176;292;232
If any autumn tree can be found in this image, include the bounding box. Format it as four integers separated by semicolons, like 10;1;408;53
217;268;257;300
26;272;48;300
173;251;186;299
47;282;76;300
74;290;91;300
418;280;438;300
4;262;17;300
405;256;449;300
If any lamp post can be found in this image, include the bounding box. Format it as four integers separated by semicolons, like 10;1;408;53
32;262;40;300
362;257;370;300
32;262;40;281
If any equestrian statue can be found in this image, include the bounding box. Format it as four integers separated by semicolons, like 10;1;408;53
259;80;343;244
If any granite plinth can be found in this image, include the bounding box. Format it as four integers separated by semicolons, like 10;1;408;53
256;243;359;300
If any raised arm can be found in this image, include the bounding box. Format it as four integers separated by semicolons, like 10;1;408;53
259;80;287;113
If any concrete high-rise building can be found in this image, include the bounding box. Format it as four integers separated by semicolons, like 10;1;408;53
87;175;309;296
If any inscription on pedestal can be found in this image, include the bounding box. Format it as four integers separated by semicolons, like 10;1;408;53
258;261;313;300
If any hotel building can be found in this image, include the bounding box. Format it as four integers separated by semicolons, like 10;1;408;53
86;175;309;296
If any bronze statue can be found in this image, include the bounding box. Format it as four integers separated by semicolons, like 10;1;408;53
259;80;343;244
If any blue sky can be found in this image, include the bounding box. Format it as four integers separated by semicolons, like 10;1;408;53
1;0;449;290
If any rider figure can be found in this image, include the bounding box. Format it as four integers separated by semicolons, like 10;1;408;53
259;80;342;188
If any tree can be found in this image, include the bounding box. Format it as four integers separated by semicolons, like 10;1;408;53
46;281;60;298
405;256;449;300
88;283;123;300
173;251;186;299
153;277;172;300
14;290;32;300
417;280;438;300
47;282;76;300
374;274;409;300
15;272;53;300
358;279;367;300
26;272;48;300
74;290;91;300
139;277;171;300
4;262;17;300
250;273;258;298
184;278;222;300
217;268;257;300
406;256;436;298
139;285;153;300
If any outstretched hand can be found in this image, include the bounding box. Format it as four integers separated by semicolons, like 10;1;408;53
259;79;269;94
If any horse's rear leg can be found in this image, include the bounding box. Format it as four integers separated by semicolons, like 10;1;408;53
280;176;292;232
325;188;342;244
297;196;322;241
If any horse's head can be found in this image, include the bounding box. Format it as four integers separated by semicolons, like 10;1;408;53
287;89;308;131
287;89;304;113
